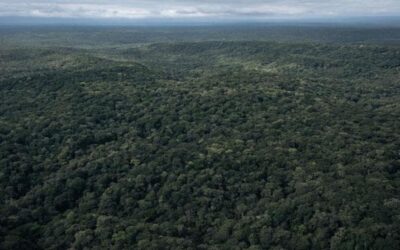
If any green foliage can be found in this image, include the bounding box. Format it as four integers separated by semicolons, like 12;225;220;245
1;28;400;249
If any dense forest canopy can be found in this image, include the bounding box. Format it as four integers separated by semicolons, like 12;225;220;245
1;26;400;249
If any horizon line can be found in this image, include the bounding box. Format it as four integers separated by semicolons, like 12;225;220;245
1;16;400;28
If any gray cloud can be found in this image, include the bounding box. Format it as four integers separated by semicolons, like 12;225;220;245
0;0;399;19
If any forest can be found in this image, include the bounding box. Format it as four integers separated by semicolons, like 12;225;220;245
1;26;400;249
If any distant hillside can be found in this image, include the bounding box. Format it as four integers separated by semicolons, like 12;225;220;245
1;25;400;49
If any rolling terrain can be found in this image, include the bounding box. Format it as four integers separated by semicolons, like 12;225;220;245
1;27;400;249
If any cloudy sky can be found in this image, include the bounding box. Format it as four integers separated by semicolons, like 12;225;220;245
0;0;399;20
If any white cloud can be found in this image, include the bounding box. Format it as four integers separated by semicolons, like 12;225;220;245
0;0;399;19
0;3;153;18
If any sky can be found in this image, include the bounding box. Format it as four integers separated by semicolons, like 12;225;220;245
0;0;399;20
